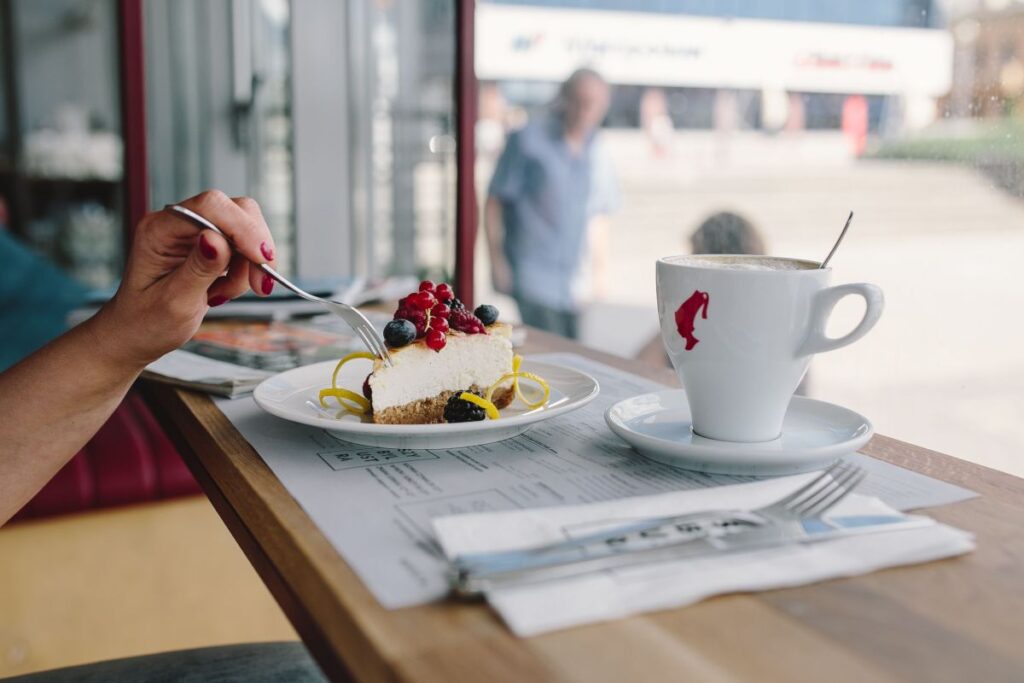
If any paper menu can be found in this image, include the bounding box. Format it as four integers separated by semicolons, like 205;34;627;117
214;352;976;609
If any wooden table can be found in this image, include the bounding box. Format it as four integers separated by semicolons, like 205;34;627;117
143;329;1024;683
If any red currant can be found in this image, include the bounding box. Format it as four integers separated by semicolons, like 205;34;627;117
430;316;449;333
435;283;454;302
399;310;427;335
425;329;446;351
413;291;436;310
431;303;450;319
419;280;435;292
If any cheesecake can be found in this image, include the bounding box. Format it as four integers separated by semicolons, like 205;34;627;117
318;281;549;424
368;323;515;424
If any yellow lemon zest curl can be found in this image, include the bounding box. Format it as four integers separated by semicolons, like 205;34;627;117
509;355;550;408
457;392;501;420
318;351;376;416
480;355;551;412
318;388;371;415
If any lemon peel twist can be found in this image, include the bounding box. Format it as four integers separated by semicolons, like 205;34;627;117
457;392;501;420
318;351;376;416
482;355;551;411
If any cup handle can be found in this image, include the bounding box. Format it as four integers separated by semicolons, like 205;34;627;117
799;283;884;356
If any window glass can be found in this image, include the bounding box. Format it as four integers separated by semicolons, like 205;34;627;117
0;0;122;289
475;0;1024;476
144;0;455;283
145;0;295;273
350;0;456;282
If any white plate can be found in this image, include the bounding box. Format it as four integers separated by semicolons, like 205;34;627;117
605;389;873;475
253;358;599;449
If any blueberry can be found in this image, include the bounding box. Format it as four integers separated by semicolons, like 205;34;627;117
474;304;499;326
383;319;417;347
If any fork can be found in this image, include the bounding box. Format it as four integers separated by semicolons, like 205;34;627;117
451;462;866;585
166;204;393;366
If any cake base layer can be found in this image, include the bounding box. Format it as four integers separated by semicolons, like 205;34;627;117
373;386;515;425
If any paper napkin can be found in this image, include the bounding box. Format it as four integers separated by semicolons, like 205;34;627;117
433;473;975;636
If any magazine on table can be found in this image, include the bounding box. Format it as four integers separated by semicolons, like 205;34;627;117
143;313;392;398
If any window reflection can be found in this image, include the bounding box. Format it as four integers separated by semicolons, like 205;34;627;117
0;0;122;289
475;0;1024;476
145;0;295;274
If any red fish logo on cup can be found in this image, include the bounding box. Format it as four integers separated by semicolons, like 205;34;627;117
674;290;709;350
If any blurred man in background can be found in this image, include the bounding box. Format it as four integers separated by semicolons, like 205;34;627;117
485;68;619;339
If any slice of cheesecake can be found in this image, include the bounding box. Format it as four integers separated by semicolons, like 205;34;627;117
368;323;515;424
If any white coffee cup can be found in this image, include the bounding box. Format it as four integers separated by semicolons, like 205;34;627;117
656;255;884;443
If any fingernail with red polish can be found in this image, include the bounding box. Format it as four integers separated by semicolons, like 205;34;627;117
261;275;275;295
260;241;274;261
208;295;228;307
199;233;218;260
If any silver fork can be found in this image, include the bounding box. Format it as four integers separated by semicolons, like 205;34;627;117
166;204;392;366
749;460;867;522
451;462;866;588
448;458;872;598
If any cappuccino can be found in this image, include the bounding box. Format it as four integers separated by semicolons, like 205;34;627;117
668;255;818;271
656;253;884;441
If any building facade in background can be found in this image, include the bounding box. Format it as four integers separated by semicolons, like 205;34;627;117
477;0;953;136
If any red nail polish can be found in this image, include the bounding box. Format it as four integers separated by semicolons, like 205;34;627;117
208;295;228;307
199;233;218;260
260;241;274;261
261;275;274;295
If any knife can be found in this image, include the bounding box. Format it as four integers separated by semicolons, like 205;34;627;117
450;513;932;598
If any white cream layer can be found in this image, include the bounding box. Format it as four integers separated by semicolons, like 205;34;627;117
369;328;514;411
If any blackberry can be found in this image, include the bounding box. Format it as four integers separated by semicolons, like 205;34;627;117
449;298;465;310
444;391;486;423
474;304;499;326
383;319;417;347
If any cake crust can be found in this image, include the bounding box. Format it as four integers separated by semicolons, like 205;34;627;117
372;386;515;425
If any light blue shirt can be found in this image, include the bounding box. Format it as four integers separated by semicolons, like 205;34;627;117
489;117;619;311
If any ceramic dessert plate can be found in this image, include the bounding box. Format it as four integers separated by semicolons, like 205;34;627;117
254;358;599;449
605;389;873;475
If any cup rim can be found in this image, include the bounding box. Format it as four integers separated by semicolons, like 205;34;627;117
658;254;825;272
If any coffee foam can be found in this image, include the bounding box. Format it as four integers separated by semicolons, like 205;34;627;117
678;256;816;271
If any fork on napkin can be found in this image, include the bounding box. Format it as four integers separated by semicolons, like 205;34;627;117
432;472;975;637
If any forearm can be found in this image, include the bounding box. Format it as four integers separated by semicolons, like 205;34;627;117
484;197;505;265
0;308;144;523
589;215;611;299
485;197;513;293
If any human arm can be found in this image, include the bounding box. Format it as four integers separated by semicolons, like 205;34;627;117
0;190;276;525
587;141;619;301
484;196;513;295
486;133;528;296
588;214;611;300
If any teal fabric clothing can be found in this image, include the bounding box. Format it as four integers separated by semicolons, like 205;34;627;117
0;231;88;371
489;117;619;312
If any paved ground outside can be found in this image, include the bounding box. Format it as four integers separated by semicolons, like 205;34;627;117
478;129;1024;478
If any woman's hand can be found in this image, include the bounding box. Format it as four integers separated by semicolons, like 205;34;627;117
96;190;278;368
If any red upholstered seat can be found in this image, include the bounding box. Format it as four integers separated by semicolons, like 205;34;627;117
11;390;200;521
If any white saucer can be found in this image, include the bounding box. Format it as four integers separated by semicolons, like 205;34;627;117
253;358;599;449
605;390;873;475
